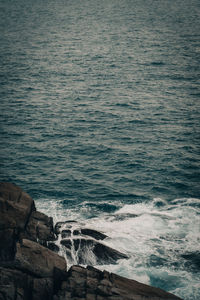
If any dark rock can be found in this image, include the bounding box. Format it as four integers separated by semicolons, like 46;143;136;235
61;238;128;265
81;228;107;240
32;277;54;300
48;242;60;253
0;267;33;300
0;183;35;261
54;220;77;235
73;229;80;235
14;238;66;277
55;265;182;300
61;229;71;238
24;210;55;246
61;239;72;250
93;242;128;264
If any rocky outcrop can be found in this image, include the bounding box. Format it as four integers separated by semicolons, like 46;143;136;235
54;220;128;265
0;183;182;300
54;265;181;300
0;182;66;300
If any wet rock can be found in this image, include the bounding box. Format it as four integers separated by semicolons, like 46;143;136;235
93;241;128;264
61;229;71;238
48;242;60;253
54;221;77;235
73;229;80;235
61;238;128;265
61;239;72;250
81;228;107;240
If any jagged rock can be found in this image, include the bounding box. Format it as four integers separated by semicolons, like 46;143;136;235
61;238;128;265
55;265;182;300
54;221;77;235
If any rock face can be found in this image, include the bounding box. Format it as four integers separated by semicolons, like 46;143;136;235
54;265;181;300
0;182;66;300
0;183;182;300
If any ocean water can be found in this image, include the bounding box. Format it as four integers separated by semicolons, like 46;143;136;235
0;0;200;298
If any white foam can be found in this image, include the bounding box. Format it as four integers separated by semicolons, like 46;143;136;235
36;197;200;299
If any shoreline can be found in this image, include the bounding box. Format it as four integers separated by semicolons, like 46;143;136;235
0;182;182;299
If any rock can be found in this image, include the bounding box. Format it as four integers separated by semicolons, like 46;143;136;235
61;239;72;250
61;238;128;265
0;266;54;300
0;183;182;300
81;228;107;240
61;229;71;238
14;239;66;277
48;242;60;253
0;183;67;300
0;183;35;261
54;221;77;235
55;265;182;300
24;210;55;246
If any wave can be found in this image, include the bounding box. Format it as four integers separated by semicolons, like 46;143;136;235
36;196;200;299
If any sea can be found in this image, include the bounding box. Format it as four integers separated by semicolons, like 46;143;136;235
0;0;200;299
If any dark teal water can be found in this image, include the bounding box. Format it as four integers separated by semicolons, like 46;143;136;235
0;0;200;298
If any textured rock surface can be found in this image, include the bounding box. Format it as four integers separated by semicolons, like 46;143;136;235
24;210;55;246
54;265;182;300
0;183;182;300
0;183;66;300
